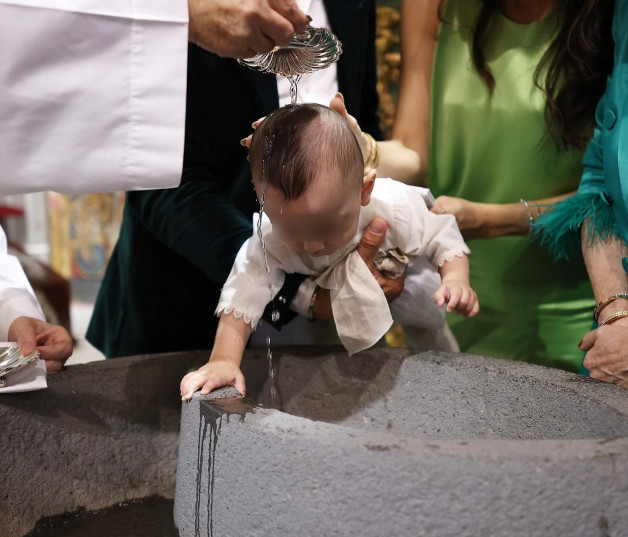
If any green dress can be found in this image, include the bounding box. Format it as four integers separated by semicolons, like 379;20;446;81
428;0;593;371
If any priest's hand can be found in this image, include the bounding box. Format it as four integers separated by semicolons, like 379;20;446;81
8;317;73;374
188;0;307;58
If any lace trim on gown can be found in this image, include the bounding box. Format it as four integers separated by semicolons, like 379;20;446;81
436;247;470;268
215;303;259;329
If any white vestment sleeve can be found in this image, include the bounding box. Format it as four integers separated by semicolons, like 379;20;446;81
0;226;45;339
0;0;188;195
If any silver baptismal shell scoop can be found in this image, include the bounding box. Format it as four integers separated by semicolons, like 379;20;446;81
0;345;40;388
237;17;343;77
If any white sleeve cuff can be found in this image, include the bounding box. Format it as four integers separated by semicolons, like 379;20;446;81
0;294;45;340
290;278;318;316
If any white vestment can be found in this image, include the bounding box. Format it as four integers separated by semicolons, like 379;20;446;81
0;226;45;339
0;0;188;195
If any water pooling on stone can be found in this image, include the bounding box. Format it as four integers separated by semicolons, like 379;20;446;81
193;396;257;537
25;496;177;537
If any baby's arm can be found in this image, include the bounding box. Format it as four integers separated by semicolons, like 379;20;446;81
180;313;252;401
434;255;479;317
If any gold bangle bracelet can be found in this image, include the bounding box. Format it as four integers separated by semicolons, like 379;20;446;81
599;310;628;326
593;293;628;322
371;135;380;169
363;133;379;172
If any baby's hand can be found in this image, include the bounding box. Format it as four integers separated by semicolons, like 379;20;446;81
180;357;246;401
434;280;479;318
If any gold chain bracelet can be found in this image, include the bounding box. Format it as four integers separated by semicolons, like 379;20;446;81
593;293;628;322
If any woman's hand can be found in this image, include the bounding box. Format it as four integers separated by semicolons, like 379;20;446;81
329;93;371;164
430;196;487;240
180;357;246;401
329;94;421;183
580;319;628;389
245;97;366;157
430;196;544;240
245;96;421;183
246;96;370;162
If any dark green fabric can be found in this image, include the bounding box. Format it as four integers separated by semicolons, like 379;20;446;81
87;0;382;357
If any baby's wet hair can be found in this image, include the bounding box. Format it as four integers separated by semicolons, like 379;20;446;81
249;103;363;201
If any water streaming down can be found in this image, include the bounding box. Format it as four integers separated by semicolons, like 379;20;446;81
236;21;340;408
257;134;281;408
288;75;302;104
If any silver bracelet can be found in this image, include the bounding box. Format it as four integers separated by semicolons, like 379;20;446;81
520;198;534;223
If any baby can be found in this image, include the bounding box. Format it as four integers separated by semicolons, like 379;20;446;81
180;104;478;400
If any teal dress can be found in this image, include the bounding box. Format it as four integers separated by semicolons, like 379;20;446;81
534;0;628;373
429;0;594;372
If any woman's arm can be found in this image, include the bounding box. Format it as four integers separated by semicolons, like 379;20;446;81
329;0;440;185
579;224;628;388
330;95;421;183
581;224;628;310
431;191;578;240
391;0;441;185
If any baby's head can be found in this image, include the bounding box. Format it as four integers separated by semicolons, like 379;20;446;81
249;104;375;257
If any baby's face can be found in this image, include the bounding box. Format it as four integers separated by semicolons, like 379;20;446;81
256;173;362;257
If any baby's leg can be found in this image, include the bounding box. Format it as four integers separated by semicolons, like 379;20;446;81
388;257;445;330
402;324;460;352
389;257;459;352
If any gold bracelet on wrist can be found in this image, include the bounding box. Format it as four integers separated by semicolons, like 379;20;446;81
307;285;321;322
363;133;379;173
599;310;628;326
593;293;628;322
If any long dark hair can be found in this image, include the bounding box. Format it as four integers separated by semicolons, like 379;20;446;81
471;0;614;150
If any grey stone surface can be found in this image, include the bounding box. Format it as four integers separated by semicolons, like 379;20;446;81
175;348;628;537
0;350;208;537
